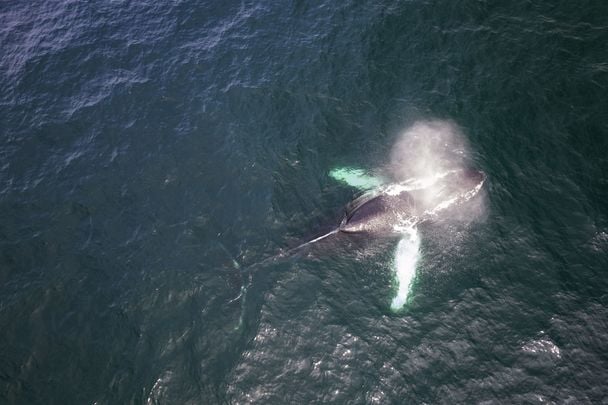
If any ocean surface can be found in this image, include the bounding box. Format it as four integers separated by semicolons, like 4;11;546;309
2;1;608;403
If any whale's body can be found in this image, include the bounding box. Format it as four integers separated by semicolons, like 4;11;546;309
335;168;486;237
340;191;416;234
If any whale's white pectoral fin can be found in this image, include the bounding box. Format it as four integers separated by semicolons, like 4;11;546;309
390;227;421;311
329;167;385;191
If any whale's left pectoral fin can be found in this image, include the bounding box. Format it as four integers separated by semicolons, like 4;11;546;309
329;167;385;191
390;228;421;311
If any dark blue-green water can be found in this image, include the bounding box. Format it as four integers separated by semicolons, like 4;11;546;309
2;1;608;403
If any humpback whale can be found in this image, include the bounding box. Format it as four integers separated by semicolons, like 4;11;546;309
230;166;486;316
230;120;486;317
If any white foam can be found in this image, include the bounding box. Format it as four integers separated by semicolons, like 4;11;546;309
521;337;561;359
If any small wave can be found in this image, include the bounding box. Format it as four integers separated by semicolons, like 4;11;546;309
521;336;561;359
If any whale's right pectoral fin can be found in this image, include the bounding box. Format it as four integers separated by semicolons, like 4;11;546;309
329;167;385;191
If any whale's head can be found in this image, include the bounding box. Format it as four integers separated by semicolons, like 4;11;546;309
460;168;486;189
417;168;486;217
445;168;486;198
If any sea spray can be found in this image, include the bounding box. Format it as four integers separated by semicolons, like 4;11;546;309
390;225;421;311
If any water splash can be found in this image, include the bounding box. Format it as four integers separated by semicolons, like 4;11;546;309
390;225;421;311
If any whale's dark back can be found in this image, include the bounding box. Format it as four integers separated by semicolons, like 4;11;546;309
340;192;415;234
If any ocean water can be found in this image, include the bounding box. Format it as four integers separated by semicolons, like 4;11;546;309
2;0;608;403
